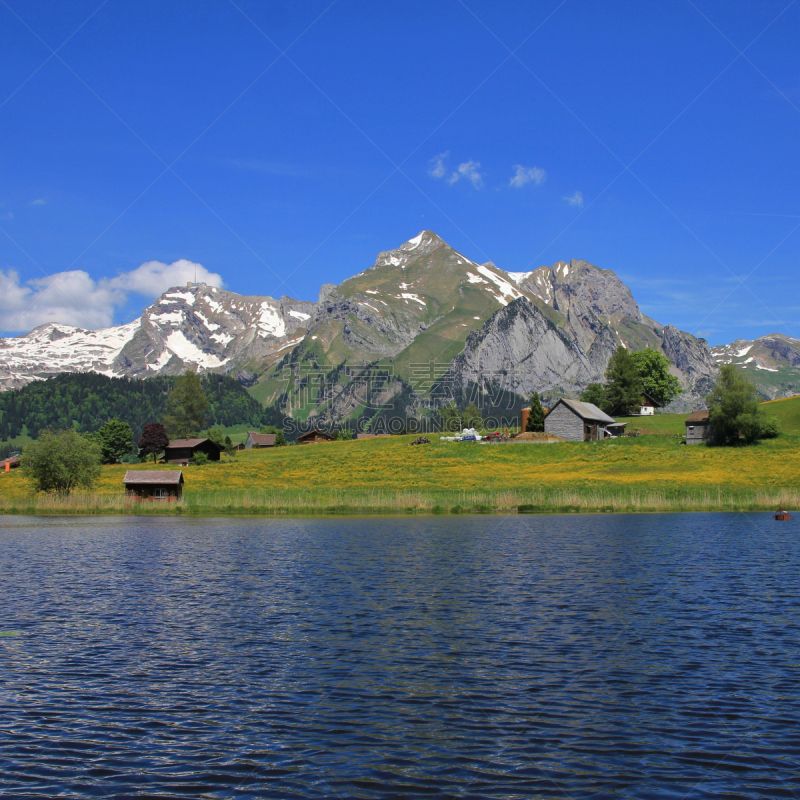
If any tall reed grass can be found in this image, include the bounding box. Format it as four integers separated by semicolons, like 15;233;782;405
1;486;797;516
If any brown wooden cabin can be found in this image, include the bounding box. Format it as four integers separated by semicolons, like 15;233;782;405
245;431;276;449
297;429;335;444
164;438;223;465
123;470;183;500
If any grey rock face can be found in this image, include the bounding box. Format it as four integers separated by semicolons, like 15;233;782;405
445;297;600;398
446;298;719;411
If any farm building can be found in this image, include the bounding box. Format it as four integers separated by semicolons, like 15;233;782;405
639;393;661;416
685;410;712;444
2;455;20;473
544;399;618;441
123;470;183;500
245;432;276;449
164;438;223;465
297;429;335;444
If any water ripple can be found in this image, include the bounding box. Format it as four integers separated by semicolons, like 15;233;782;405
1;513;799;798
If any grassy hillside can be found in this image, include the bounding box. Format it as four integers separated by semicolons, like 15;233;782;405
2;430;798;515
762;395;800;432
614;397;800;438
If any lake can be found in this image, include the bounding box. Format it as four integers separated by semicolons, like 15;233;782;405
1;513;798;798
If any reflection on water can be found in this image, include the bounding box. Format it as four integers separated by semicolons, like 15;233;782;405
1;513;798;798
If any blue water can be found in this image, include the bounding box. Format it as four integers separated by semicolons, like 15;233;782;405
1;513;798;799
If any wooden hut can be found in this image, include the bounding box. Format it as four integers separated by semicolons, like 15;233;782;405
544;399;617;442
164;438;223;465
123;470;183;500
297;429;335;444
685;410;712;444
244;432;276;449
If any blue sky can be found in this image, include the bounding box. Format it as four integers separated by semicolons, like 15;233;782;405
1;0;798;344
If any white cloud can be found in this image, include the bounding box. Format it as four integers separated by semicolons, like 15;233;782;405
109;259;223;296
429;153;484;188
0;259;224;334
30;198;46;206
509;165;546;188
564;190;584;207
448;160;484;188
428;151;449;179
0;269;121;332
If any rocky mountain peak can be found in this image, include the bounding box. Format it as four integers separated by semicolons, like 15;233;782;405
372;230;445;270
548;259;641;322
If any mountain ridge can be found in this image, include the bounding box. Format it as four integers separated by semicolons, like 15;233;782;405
1;230;785;418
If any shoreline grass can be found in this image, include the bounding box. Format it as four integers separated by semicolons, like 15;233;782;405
1;485;797;517
4;409;799;518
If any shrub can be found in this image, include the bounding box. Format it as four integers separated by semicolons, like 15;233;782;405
21;429;102;495
707;365;779;445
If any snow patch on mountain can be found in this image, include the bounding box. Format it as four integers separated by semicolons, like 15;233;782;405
477;265;523;301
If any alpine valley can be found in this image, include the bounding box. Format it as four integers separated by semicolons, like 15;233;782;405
1;232;794;424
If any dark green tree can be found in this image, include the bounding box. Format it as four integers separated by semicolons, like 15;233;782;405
206;425;226;446
439;402;462;433
630;348;682;407
462;402;483;430
706;365;779;445
21;429;102;495
92;418;134;464
580;383;612;413
525;393;545;432
223;435;235;455
259;424;287;446
605;347;643;416
162;371;209;439
138;422;170;463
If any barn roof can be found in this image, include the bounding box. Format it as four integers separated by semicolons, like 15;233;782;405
166;438;223;450
123;470;184;485
297;429;335;441
685;410;710;423
247;432;276;446
551;398;617;424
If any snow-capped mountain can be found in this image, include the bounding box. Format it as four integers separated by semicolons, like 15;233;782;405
711;334;800;399
0;286;315;391
0;231;733;416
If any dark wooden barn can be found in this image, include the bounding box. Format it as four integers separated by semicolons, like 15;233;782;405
123;470;184;500
164;438;223;465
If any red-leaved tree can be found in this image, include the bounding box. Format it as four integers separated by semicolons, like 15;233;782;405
138;423;170;464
